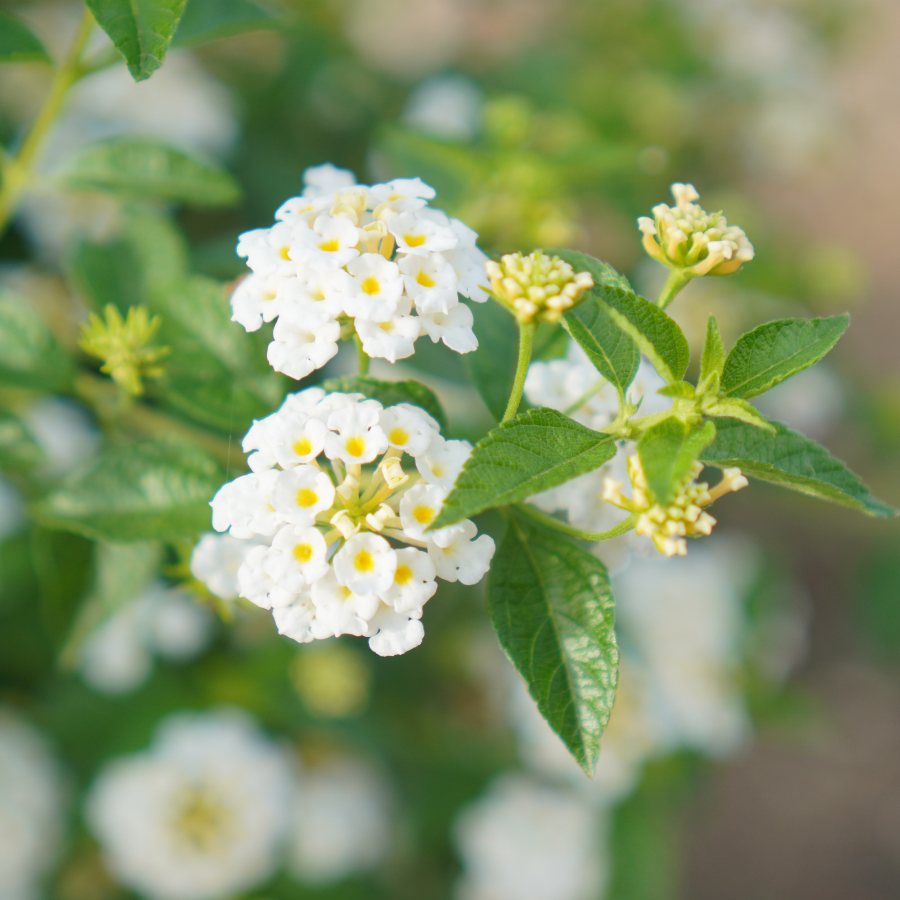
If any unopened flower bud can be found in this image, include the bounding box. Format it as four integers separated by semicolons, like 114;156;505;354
638;183;754;277
485;251;593;324
364;503;396;532
381;458;408;489
79;304;169;396
330;509;361;539
603;454;747;557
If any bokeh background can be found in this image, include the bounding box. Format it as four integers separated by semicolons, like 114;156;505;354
2;0;900;898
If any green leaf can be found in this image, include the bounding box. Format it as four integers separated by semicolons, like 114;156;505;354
700;418;896;517
702;397;775;432
86;0;187;81
721;315;850;400
59;541;161;669
548;249;633;293
563;298;639;398
0;11;50;62
69;238;145;313
123;207;191;293
33;436;224;542
488;507;618;774
433;408;617;529
463;297;519;422
322;376;448;433
599;286;689;384
656;381;695;399
56;138;241;207
0;409;42;469
637;418;716;506
0;292;73;390
699;315;725;391
174;0;278;45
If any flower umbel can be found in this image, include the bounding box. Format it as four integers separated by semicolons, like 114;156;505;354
638;183;754;277
206;389;495;656
485;251;593;324
602;455;748;557
79;304;170;396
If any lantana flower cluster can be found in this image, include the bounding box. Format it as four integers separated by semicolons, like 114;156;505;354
231;164;490;378
638;183;754;277
602;456;749;557
209;388;495;656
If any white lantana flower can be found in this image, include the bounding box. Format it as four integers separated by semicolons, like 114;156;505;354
190;533;255;600
86;708;297;900
454;774;608;900
232;165;488;377
206;389;495;656
0;708;65;900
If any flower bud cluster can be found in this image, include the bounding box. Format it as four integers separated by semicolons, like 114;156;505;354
78;304;169;396
637;183;754;277
205;388;495;656
232;164;491;379
485;251;593;324
602;455;748;557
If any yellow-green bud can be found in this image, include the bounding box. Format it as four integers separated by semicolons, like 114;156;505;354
637;183;754;277
602;455;748;557
79;304;169;396
484;251;593;324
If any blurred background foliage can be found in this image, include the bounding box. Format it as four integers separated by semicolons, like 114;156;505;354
2;0;900;898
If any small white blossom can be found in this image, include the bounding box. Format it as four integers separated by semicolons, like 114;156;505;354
418;304;478;353
428;519;495;584
210;470;281;539
237;544;282;609
355;309;421;362
378;405;438;456
368;177;434;214
389;211;459;257
86;709;297;900
324;403;389;465
265;525;330;592
399;482;448;542
229;273;284;332
267;311;340;380
343;253;405;321
279;270;348;323
416;436;472;490
365;603;425;657
398;251;459;314
290;215;360;271
272;593;317;643
301;163;357;198
379;547;437;614
333;533;398;595
271;466;337;526
311;569;380;638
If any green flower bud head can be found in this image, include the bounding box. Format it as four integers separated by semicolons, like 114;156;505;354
485;250;593;324
79;304;170;396
638;183;755;277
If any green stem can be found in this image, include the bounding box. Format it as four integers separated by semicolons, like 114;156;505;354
516;504;638;542
656;267;693;310
501;320;537;423
354;332;369;376
0;9;94;237
563;376;608;416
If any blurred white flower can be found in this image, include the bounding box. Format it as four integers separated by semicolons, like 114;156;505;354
87;708;296;900
454;774;608;900
0;708;66;900
22;397;100;476
79;584;214;695
402;74;484;141
614;537;756;756
753;363;846;440
288;756;391;884
190;533;257;601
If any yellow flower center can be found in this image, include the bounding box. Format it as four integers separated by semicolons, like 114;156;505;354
338;586;353;600
416;270;436;288
293;542;314;563
345;436;366;458
394;565;413;586
170;786;232;852
279;246;291;261
361;276;381;295
413;505;434;525
404;233;427;248
293;437;313;457
296;488;320;508
318;239;340;252
388;427;409;446
354;550;375;572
